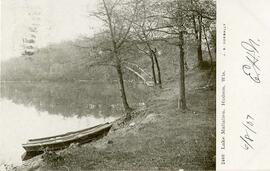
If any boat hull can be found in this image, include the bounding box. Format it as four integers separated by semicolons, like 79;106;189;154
21;123;112;161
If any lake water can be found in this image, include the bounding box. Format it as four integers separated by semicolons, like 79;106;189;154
0;81;149;166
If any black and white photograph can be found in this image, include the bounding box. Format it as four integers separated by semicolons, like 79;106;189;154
1;0;216;170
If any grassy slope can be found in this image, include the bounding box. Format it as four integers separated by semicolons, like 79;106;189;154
20;67;216;171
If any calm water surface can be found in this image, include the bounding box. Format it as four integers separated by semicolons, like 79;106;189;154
0;81;149;166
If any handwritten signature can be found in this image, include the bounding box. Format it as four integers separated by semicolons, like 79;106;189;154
241;39;261;83
240;114;256;150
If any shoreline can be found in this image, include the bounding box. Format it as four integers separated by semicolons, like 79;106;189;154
13;68;216;171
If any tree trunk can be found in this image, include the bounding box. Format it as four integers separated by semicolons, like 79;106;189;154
191;0;203;68
152;48;162;88
197;15;203;68
145;42;157;85
178;32;187;110
202;24;213;69
150;54;157;85
115;58;132;114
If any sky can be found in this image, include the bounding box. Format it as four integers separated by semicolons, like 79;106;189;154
1;0;101;61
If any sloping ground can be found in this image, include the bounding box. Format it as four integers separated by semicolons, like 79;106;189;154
19;68;216;171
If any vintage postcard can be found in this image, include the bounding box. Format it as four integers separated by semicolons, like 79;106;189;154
0;0;268;171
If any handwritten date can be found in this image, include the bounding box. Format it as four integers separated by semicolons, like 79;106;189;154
240;114;256;150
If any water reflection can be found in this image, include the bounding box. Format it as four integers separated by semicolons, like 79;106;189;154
0;99;116;165
0;81;149;165
0;82;148;117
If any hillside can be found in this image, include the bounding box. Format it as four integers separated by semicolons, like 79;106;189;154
1;30;216;171
1;37;214;83
17;65;216;171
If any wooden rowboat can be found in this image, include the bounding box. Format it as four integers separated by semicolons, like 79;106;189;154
21;122;112;161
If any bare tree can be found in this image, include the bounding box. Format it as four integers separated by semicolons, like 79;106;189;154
92;0;140;116
146;0;215;110
131;0;163;88
190;0;216;68
151;0;194;110
90;0;215;112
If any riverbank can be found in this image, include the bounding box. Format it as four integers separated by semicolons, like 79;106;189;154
16;67;216;171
